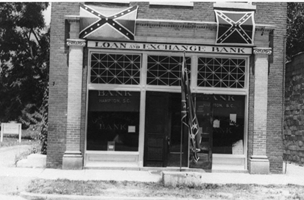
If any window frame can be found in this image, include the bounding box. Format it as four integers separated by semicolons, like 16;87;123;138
85;49;250;169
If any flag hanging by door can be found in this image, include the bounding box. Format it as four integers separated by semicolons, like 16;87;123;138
214;9;255;45
181;53;200;163
79;3;138;40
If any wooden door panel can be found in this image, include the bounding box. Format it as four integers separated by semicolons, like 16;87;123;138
144;92;169;167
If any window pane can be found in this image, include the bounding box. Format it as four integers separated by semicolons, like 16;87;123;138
91;53;141;85
147;55;191;86
197;57;246;88
87;90;140;151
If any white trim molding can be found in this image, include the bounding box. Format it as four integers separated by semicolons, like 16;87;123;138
253;47;272;55
67;39;86;47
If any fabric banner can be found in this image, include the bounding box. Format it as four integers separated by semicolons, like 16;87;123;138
79;3;138;40
214;9;255;45
181;53;200;163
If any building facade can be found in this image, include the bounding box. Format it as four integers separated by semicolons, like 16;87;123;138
48;2;287;174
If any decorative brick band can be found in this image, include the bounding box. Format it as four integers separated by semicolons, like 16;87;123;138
253;47;272;55
137;22;216;30
67;39;86;47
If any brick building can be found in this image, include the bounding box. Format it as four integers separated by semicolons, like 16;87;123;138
48;2;287;174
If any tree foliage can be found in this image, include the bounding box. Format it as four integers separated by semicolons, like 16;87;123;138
0;2;49;127
287;2;304;61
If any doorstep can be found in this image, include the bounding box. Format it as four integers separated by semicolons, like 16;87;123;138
84;161;140;170
212;164;248;173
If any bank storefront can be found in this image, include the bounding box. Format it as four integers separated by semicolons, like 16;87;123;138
83;41;250;171
53;1;285;174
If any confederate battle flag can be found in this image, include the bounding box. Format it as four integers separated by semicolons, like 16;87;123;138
79;3;138;40
181;53;200;163
214;9;255;45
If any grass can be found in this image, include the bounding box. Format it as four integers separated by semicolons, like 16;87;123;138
0;136;40;148
26;179;304;199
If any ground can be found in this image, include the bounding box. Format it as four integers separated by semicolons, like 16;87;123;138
1;137;304;200
0;134;39;200
25;179;304;200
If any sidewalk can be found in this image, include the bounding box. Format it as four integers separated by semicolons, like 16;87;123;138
1;144;304;199
0;163;304;200
1;162;304;185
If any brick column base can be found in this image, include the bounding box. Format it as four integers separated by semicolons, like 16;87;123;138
63;151;83;169
249;155;270;174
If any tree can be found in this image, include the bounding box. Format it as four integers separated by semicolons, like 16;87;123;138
287;2;304;61
0;2;49;127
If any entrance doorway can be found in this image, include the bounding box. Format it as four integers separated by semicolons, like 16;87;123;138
144;91;188;167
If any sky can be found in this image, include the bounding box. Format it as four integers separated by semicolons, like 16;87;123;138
43;3;51;26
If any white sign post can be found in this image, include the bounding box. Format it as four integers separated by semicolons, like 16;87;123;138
0;123;22;143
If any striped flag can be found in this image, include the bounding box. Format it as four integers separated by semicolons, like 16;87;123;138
181;53;200;163
214;9;255;45
79;3;138;40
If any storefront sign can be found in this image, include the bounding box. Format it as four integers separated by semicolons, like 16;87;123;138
0;123;22;143
88;41;252;55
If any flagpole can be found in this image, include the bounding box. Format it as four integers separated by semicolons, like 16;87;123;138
180;103;183;172
180;51;186;172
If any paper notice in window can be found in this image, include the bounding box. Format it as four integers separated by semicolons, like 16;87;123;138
199;127;203;134
128;126;136;133
230;114;237;125
213;119;220;128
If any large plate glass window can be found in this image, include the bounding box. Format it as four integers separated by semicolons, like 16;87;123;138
87;90;140;151
195;94;245;154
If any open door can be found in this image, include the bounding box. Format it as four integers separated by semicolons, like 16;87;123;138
166;93;188;167
144;92;188;167
144;92;170;167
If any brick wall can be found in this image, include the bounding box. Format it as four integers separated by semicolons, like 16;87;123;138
130;2;214;21
284;53;304;165
254;2;287;173
47;2;80;168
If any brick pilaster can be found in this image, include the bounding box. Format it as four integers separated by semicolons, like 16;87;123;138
250;47;272;174
62;17;86;169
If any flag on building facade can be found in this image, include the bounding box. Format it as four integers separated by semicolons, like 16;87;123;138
79;3;138;40
181;53;200;162
214;9;255;45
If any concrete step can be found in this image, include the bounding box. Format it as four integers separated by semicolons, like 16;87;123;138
212;164;247;173
17;154;46;168
85;161;140;169
213;154;245;165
